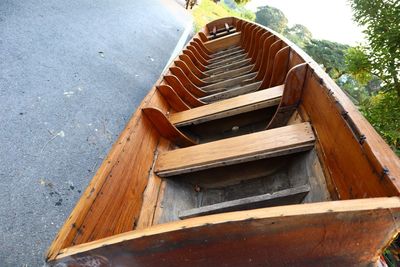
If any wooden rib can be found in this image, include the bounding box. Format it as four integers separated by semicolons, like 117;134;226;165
142;107;197;147
267;63;307;129
170;85;283;127
178;184;310;219
187;45;208;66
179;54;206;78
155;122;315;177
169;67;207;97
268;46;291;87
156;85;190;112
182;49;208;71
173;60;208;87
53;197;400;266
163;75;206;108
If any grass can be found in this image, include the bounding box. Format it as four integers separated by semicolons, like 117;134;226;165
192;0;251;32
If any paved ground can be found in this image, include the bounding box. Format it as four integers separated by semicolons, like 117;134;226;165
0;0;191;266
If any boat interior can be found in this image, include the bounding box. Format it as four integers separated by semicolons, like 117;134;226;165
47;17;400;266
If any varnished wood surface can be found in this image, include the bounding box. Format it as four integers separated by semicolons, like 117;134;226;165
46;86;172;259
51;197;400;266
46;17;400;264
155;122;315;176
142;107;197;147
170;85;283;127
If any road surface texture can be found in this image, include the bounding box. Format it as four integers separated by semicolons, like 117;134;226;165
0;0;192;265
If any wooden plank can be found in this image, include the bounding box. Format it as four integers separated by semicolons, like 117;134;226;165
45;86;171;260
200;81;262;103
203;32;241;53
206;53;247;68
204;58;251;76
178;184;310;219
169;85;283;127
155;122;315;177
136;138;170;229
201;72;257;92
202;65;253;83
50;197;400;266
301;71;399;198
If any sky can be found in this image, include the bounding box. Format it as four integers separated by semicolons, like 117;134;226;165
245;0;365;45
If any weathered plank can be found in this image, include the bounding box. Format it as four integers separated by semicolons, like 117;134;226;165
178;184;310;219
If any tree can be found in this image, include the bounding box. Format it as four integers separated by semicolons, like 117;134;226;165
304;39;349;79
255;5;288;33
233;0;250;5
284;24;312;48
345;46;372;86
350;0;400;96
360;90;400;155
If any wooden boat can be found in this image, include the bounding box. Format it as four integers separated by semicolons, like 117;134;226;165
46;17;400;266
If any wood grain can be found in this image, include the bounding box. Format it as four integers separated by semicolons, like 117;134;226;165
155;122;315;176
50;197;400;266
170;85;283;127
142;107;197;147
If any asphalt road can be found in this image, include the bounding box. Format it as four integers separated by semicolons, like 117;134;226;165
0;0;191;266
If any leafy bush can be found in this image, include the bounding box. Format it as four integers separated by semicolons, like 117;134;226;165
360;90;400;155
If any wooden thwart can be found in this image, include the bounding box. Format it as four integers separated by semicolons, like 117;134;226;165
155;122;315;177
178;184;310;219
170;85;283;127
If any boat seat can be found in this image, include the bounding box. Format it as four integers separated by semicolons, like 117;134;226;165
178;184;311;219
143;84;283;146
169;84;283;127
154;122;315;177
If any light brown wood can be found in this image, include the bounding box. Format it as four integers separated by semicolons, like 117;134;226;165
300;71;399;198
163;75;206;108
155;122;315;176
142;107;197;147
267;63;307;129
46;17;400;264
156;85;190;112
203;32;241;53
47;86;174;259
169;67;208;97
170;85;283;127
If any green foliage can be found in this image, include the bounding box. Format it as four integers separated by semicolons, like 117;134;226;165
233;0;251;5
192;0;254;32
284;24;312;48
304;39;349;79
350;0;400;96
345;46;372;86
255;5;288;33
360;90;400;155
